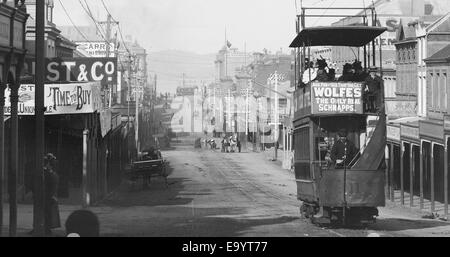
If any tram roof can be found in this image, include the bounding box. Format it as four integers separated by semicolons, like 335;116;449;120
289;26;388;48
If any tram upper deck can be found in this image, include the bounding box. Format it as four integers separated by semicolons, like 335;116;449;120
290;26;388;120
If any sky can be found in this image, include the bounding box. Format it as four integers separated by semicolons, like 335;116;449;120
53;0;368;55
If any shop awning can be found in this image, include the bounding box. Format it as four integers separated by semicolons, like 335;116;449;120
289;26;387;47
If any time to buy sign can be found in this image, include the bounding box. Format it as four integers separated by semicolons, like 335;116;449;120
4;82;102;115
311;82;363;115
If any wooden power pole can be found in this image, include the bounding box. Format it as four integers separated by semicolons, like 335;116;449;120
34;0;46;237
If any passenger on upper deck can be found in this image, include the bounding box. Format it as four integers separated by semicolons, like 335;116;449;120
327;68;336;81
302;60;318;85
364;66;384;113
352;61;368;82
330;129;358;169
338;63;354;82
315;59;329;82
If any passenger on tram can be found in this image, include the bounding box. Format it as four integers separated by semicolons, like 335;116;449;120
315;59;329;82
302;60;318;85
327;68;336;81
330;129;358;169
337;63;354;82
352;61;367;82
364;66;384;113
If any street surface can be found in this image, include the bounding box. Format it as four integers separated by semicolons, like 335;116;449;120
4;140;450;237
95;141;450;237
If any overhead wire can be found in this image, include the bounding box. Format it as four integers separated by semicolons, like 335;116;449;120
84;0;108;37
77;0;108;42
57;0;91;43
97;0;132;55
311;0;338;27
100;0;119;23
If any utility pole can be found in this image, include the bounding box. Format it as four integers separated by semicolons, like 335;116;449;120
127;53;133;161
245;87;249;138
34;0;46;237
135;82;139;153
99;14;119;58
99;14;119;108
228;89;231;134
269;71;280;161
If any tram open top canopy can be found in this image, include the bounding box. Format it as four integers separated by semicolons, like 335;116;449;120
289;26;388;48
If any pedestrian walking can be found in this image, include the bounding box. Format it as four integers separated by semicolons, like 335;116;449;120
221;136;226;152
65;209;100;237
237;137;241;153
43;153;61;235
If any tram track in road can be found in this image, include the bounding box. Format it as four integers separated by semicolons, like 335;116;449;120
200;151;351;237
214;153;361;237
172;148;369;237
221;155;297;205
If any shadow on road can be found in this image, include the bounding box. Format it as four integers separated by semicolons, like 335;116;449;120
99;205;300;237
369;218;450;232
100;177;195;207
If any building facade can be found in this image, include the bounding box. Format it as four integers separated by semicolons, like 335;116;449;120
214;45;253;82
386;12;450;216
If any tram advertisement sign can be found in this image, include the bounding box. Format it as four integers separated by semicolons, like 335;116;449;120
4;82;102;115
311;82;363;115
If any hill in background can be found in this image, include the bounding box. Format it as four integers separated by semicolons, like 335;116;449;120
148;50;216;94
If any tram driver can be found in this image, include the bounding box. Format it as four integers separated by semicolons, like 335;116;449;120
330;129;358;169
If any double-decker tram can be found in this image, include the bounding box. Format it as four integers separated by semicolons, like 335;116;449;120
289;8;388;226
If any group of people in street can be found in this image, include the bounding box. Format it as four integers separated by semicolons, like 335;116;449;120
202;134;242;153
221;135;241;153
302;59;384;113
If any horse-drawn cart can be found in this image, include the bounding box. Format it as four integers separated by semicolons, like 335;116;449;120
125;149;169;190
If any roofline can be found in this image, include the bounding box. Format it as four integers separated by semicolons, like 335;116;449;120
426;12;450;32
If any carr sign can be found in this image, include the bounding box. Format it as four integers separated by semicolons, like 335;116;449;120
77;41;116;57
311;82;363;115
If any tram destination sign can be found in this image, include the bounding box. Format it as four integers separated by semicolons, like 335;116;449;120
311;82;363;115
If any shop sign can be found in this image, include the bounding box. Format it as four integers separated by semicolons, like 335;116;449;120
401;125;419;141
177;87;196;96
4;82;102;115
27;58;117;86
77;42;116;57
311;82;363;115
387;125;400;142
386;100;417;118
